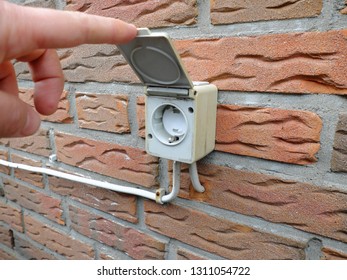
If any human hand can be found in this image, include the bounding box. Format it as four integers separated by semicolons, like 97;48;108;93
0;1;137;137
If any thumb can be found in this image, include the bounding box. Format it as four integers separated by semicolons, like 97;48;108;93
0;91;41;137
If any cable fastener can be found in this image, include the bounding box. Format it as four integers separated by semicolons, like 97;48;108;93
155;188;166;204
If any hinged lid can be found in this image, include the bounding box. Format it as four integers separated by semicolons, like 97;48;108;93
117;28;194;90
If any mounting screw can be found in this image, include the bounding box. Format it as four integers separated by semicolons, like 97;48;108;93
155;188;166;204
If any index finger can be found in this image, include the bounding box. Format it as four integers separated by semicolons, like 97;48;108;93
1;1;137;61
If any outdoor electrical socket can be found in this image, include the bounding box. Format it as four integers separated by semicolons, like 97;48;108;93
118;28;217;164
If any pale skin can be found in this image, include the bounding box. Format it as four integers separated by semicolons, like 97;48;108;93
0;1;137;137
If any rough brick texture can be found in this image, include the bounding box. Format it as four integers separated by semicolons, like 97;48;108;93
331;113;347;172
177;248;207;260
2;129;51;157
14;237;56;260
65;0;197;28
24;214;94;259
321;248;347;260
69;205;166;259
0;200;23;232
55;132;159;188
3;178;65;225
211;0;323;24
11;154;44;188
49;175;138;223
145;201;305;259
76;93;130;133
342;1;347;14
216;105;322;164
174;163;347;243
0;150;9;175
175;29;347;94
0;225;13;249
0;248;16;260
136;96;146;138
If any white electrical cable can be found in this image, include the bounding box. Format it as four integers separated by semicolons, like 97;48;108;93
0;159;178;202
161;161;181;203
189;162;205;193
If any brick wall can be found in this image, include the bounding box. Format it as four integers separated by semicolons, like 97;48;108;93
1;0;347;260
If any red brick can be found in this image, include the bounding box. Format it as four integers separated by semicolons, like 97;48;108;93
7;129;51;157
211;0;323;24
321;247;347;260
177;248;207;260
55;132;159;188
341;1;347;14
98;249;123;260
76;93;130;133
331;113;347;172
174;163;347;243
0;224;13;248
11;154;44;188
216;105;322;164
0;200;23;232
137;101;322;164
65;0;197;28
0;150;9;175
19;88;72;124
0;139;10;146
69;205;166;260
136;96;146;138
14;237;56;260
49;175;137;223
3;178;65;225
145;201;305;259
24;214;94;259
0;248;16;259
175;29;347;94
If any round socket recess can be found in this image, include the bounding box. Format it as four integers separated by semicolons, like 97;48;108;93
151;104;188;146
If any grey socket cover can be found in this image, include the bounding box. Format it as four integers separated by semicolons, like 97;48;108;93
117;28;194;89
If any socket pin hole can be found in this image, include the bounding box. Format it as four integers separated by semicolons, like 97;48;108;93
188;107;194;113
148;134;153;139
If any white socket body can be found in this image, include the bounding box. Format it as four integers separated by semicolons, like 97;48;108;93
145;84;217;164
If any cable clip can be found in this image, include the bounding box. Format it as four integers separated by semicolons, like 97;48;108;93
155;188;166;204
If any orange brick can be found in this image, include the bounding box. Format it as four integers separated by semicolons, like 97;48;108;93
65;0;197;28
216;105;322;164
70;205;166;260
211;0;323;24
14;237;56;260
11;154;44;188
55;132;159;188
7;129;51;157
3;179;65;225
175;163;347;243
24;214;94;259
49;175;138;223
321;247;347;260
175;30;347;94
0;200;23;232
145;201;305;259
76;93;130;134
